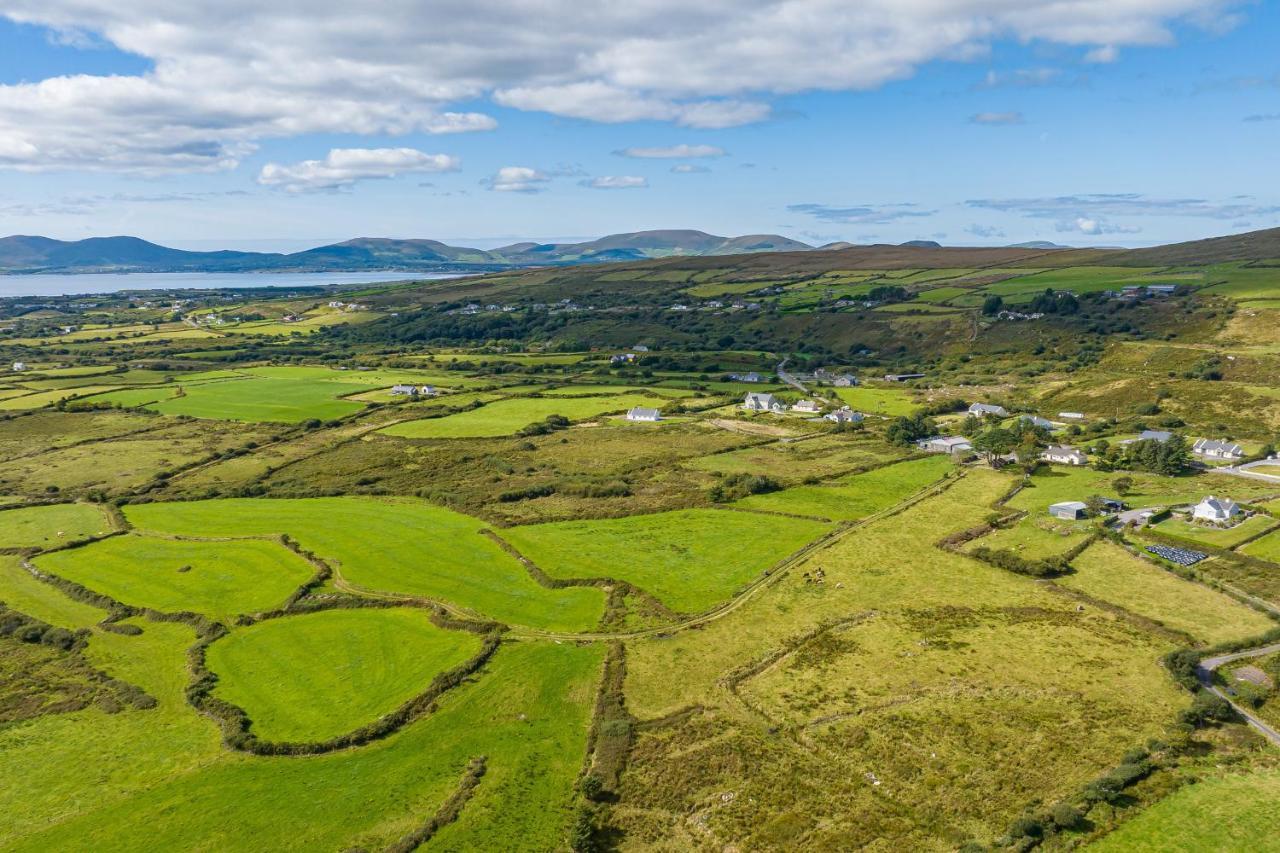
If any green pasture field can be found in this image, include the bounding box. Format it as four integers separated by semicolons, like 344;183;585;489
832;385;918;415
86;386;177;408
0;410;163;460
502;508;831;614
1240;527;1280;563
422;351;589;365
541;384;696;397
206;608;482;741
912;286;971;303
1091;770;1280;852
684;434;903;480
620;470;1192;848
378;393;670;438
124;497;604;631
966;516;1092;560
733;455;953;520
0;555;107;628
1;618;602;851
1200;262;1280;301
979;267;1180;300
1151;514;1278;549
873;302;962;314
1006;466;1279;515
150;376;369;422
1059;542;1274;645
34;534;315;621
0;503;112;550
0;385;123;411
26;365;119;378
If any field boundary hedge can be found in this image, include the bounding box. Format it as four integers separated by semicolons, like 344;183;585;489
384;756;488;853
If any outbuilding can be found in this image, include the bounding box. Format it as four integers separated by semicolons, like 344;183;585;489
1049;501;1089;521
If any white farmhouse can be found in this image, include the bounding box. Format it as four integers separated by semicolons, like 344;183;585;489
824;407;864;425
1192;496;1242;524
743;392;786;413
626;407;662;422
969;403;1008;418
1041;445;1088;466
791;399;822;414
1192;438;1244;462
390;384;418;396
11;361;27;372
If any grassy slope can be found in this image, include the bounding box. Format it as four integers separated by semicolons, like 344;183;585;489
1150;514;1278;549
1058;542;1275;645
832;386;918;415
1090;770;1280;851
34;535;315;621
502;508;831;613
0;503;111;549
733;455;952;520
379;393;672;438
123;497;604;631
206;608;482;742
620;470;1192;848
150;376;370;423
1007;466;1279;515
1240;527;1280;563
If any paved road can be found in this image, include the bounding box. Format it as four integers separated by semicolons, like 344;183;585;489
1197;643;1280;747
775;359;809;394
1208;462;1280;485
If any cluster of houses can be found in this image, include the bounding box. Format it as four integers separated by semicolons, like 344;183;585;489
730;372;767;383
1048;494;1246;527
789;368;859;387
1105;284;1177;300
739;392;864;424
390;384;437;397
326;300;369;312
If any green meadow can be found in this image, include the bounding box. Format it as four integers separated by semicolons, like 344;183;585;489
206;608;483;741
502;508;831;613
0;502;112;550
1151;513;1278;549
832;385;918;416
733;455;952;520
1057;542;1274;645
379;393;671;438
124;497;605;631
34;534;316;620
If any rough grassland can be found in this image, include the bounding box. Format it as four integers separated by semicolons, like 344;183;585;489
684;434;902;480
1057;542;1274;645
1151;514;1277;549
206;608;482;742
379;393;671;438
966;517;1090;560
1;618;602;852
124;497;604;631
619;470;1192;849
34;535;316;620
502;509;831;613
0;503;111;550
733;455;952;520
1239;527;1280;564
1091;770;1280;852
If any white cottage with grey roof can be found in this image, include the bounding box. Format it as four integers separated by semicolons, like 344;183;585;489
743;392;786;413
1193;438;1244;461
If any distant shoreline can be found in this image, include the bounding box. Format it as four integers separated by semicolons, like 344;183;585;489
0;270;460;300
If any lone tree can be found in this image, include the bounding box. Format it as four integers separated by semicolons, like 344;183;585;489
972;427;1017;466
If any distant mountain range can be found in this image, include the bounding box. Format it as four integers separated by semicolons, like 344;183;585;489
7;226;1274;275
0;230;820;274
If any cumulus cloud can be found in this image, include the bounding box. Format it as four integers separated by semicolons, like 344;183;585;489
0;0;1243;171
581;175;648;189
1058;217;1141;235
485;166;549;193
617;144;725;159
257;147;459;192
970;111;1025;125
968;193;1280;220
671;163;710;173
1084;44;1120;63
788;202;935;225
966;224;1006;238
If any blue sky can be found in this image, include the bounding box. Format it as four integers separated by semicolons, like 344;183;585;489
0;1;1277;251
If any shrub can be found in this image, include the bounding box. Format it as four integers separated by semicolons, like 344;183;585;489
1049;802;1084;830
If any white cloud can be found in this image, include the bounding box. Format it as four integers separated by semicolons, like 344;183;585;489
970;111;1025;125
671;163;710;173
788;202;935;225
968;193;1280;220
1084;44;1120;63
257;147;459;192
1058;216;1141;235
617;144;726;159
582;175;648;189
485;166;549;193
0;1;1243;171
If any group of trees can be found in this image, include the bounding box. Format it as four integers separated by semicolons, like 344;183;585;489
1103;435;1192;475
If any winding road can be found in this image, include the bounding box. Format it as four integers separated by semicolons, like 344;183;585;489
1197;643;1280;747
